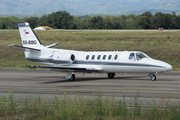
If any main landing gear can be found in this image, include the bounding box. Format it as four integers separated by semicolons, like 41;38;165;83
69;74;75;81
108;73;116;78
149;73;156;81
66;72;75;81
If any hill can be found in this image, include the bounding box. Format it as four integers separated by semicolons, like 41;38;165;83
0;0;180;15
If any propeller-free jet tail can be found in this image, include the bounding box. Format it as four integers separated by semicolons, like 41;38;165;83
9;22;172;81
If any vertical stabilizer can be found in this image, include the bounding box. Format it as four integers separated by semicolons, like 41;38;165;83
18;22;43;49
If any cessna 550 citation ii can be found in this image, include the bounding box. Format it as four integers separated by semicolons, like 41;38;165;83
9;22;172;81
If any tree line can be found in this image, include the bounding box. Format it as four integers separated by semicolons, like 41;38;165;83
0;11;180;29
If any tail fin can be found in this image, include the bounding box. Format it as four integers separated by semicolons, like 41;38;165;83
18;22;43;49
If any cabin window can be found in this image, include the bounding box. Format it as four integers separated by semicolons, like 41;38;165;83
86;55;89;60
114;55;118;60
108;55;112;60
92;55;95;60
129;53;136;61
97;55;101;60
136;53;147;61
103;55;106;60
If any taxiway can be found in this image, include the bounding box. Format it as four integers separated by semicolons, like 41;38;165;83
0;69;180;104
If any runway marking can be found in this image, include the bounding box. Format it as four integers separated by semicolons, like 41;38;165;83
0;86;180;94
0;76;32;79
0;76;59;80
1;76;180;82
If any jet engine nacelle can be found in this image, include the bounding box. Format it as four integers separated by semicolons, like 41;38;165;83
53;53;75;64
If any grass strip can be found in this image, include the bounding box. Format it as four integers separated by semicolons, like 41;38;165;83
0;30;180;70
0;91;180;120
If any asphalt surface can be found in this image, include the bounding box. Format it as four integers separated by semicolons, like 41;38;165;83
0;69;180;105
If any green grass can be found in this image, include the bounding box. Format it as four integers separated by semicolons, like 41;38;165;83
0;92;180;120
0;30;180;70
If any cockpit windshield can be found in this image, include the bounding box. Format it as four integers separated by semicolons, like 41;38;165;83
129;52;149;61
129;53;135;61
136;53;148;60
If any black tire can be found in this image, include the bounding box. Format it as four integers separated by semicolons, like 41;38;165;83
108;73;115;78
150;74;156;81
69;74;75;81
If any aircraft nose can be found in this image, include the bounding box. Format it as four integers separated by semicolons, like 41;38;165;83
165;63;172;71
153;59;172;72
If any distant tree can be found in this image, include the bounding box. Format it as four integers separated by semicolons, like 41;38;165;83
127;14;136;19
1;11;180;29
154;12;165;29
141;11;154;28
167;13;178;29
172;12;180;29
103;16;113;29
79;17;89;29
124;14;138;29
177;15;180;29
71;16;80;29
24;17;38;28
87;16;103;29
46;11;74;29
94;16;103;29
110;16;122;29
126;18;135;29
137;16;151;29
154;12;179;29
37;15;48;26
118;15;127;29
1;23;6;29
165;13;171;29
142;11;153;18
112;21;122;29
7;17;19;29
0;16;19;29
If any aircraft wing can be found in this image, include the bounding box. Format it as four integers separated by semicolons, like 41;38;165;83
27;65;103;72
9;44;41;51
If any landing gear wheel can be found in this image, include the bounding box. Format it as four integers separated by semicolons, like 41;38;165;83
69;74;75;81
108;73;115;78
150;74;156;81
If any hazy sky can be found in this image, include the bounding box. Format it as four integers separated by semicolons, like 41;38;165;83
0;0;178;15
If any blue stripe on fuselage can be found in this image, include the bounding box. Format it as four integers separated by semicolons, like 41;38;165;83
25;58;165;68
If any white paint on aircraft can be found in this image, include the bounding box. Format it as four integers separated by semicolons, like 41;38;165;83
9;22;172;81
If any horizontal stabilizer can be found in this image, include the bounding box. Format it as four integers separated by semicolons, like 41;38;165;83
9;44;41;51
45;43;58;48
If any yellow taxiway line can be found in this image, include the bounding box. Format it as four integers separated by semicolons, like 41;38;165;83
0;86;180;94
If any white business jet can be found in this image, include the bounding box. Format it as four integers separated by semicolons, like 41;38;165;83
9;22;172;81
